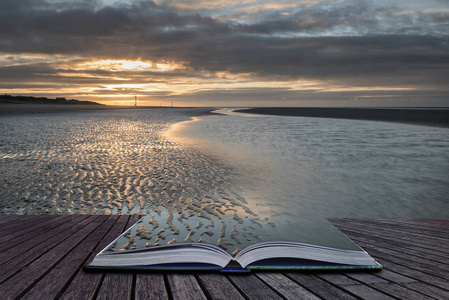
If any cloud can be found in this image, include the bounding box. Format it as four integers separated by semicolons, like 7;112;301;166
1;0;448;106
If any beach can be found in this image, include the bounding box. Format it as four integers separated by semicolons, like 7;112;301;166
0;107;267;254
0;104;171;115
1;106;449;252
236;107;449;127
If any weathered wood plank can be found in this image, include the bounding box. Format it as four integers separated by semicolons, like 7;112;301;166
0;216;448;300
313;272;395;300
0;215;68;246
227;274;283;300
96;272;133;300
0;215;90;284
339;284;395;300
167;274;208;300
315;273;359;286
19;216;119;300
405;282;449;299
0;215;42;230
126;214;142;231
372;218;449;231
368;283;435;300
371;269;416;284
331;219;449;251
332;222;449;263
256;272;321;300
344;237;449;280
59;215;130;300
0;216;104;300
284;272;358;300
335;223;449;255
0;215;87;262
0;215;83;254
197;273;245;300
359;250;449;291
334;223;449;263
0;215;50;237
0;215;26;226
94;215;141;300
345;230;449;267
343;272;389;285
135;274;169;300
346;218;449;238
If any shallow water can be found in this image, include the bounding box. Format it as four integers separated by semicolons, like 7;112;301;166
172;108;449;222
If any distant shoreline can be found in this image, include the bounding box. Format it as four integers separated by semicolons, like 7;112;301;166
236;107;449;128
0;104;177;115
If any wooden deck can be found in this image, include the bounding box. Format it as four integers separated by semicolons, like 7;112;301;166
0;215;448;300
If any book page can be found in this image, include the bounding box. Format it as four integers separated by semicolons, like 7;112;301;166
102;206;361;257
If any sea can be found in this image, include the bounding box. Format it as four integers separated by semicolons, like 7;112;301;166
172;108;449;219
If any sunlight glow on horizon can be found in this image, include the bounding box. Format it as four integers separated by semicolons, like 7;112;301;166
1;51;427;107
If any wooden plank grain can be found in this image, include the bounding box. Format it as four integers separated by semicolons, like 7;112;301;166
0;216;448;300
227;274;282;300
59;215;129;300
314;272;395;300
19;216;118;300
368;283;435;300
369;218;449;232
135;274;168;300
344;272;390;285
362;251;449;291
197;273;245;300
0;216;104;300
315;273;358;286
333;225;449;263
96;272;133;300
0;215;68;246
0;215;90;284
0;215;87;264
350;240;449;280
256;272;320;300
331;220;449;252
167;274;207;300
0;215;45;233
405;282;449;299
0;215;81;254
95;215;141;300
340;284;395;300
347;232;449;268
372;269;416;284
350;219;449;238
0;215;26;226
285;272;358;300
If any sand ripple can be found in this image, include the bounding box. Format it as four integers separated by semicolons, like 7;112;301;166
0;108;267;252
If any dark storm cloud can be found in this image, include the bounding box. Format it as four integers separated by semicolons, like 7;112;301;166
0;0;229;56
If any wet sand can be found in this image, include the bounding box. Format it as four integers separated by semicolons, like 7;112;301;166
236;107;449;127
0;108;263;254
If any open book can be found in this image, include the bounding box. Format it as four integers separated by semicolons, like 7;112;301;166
87;213;382;272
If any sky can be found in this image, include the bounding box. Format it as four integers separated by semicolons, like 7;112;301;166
1;0;449;107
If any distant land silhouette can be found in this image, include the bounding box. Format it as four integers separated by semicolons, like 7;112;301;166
0;94;102;105
237;107;449;128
